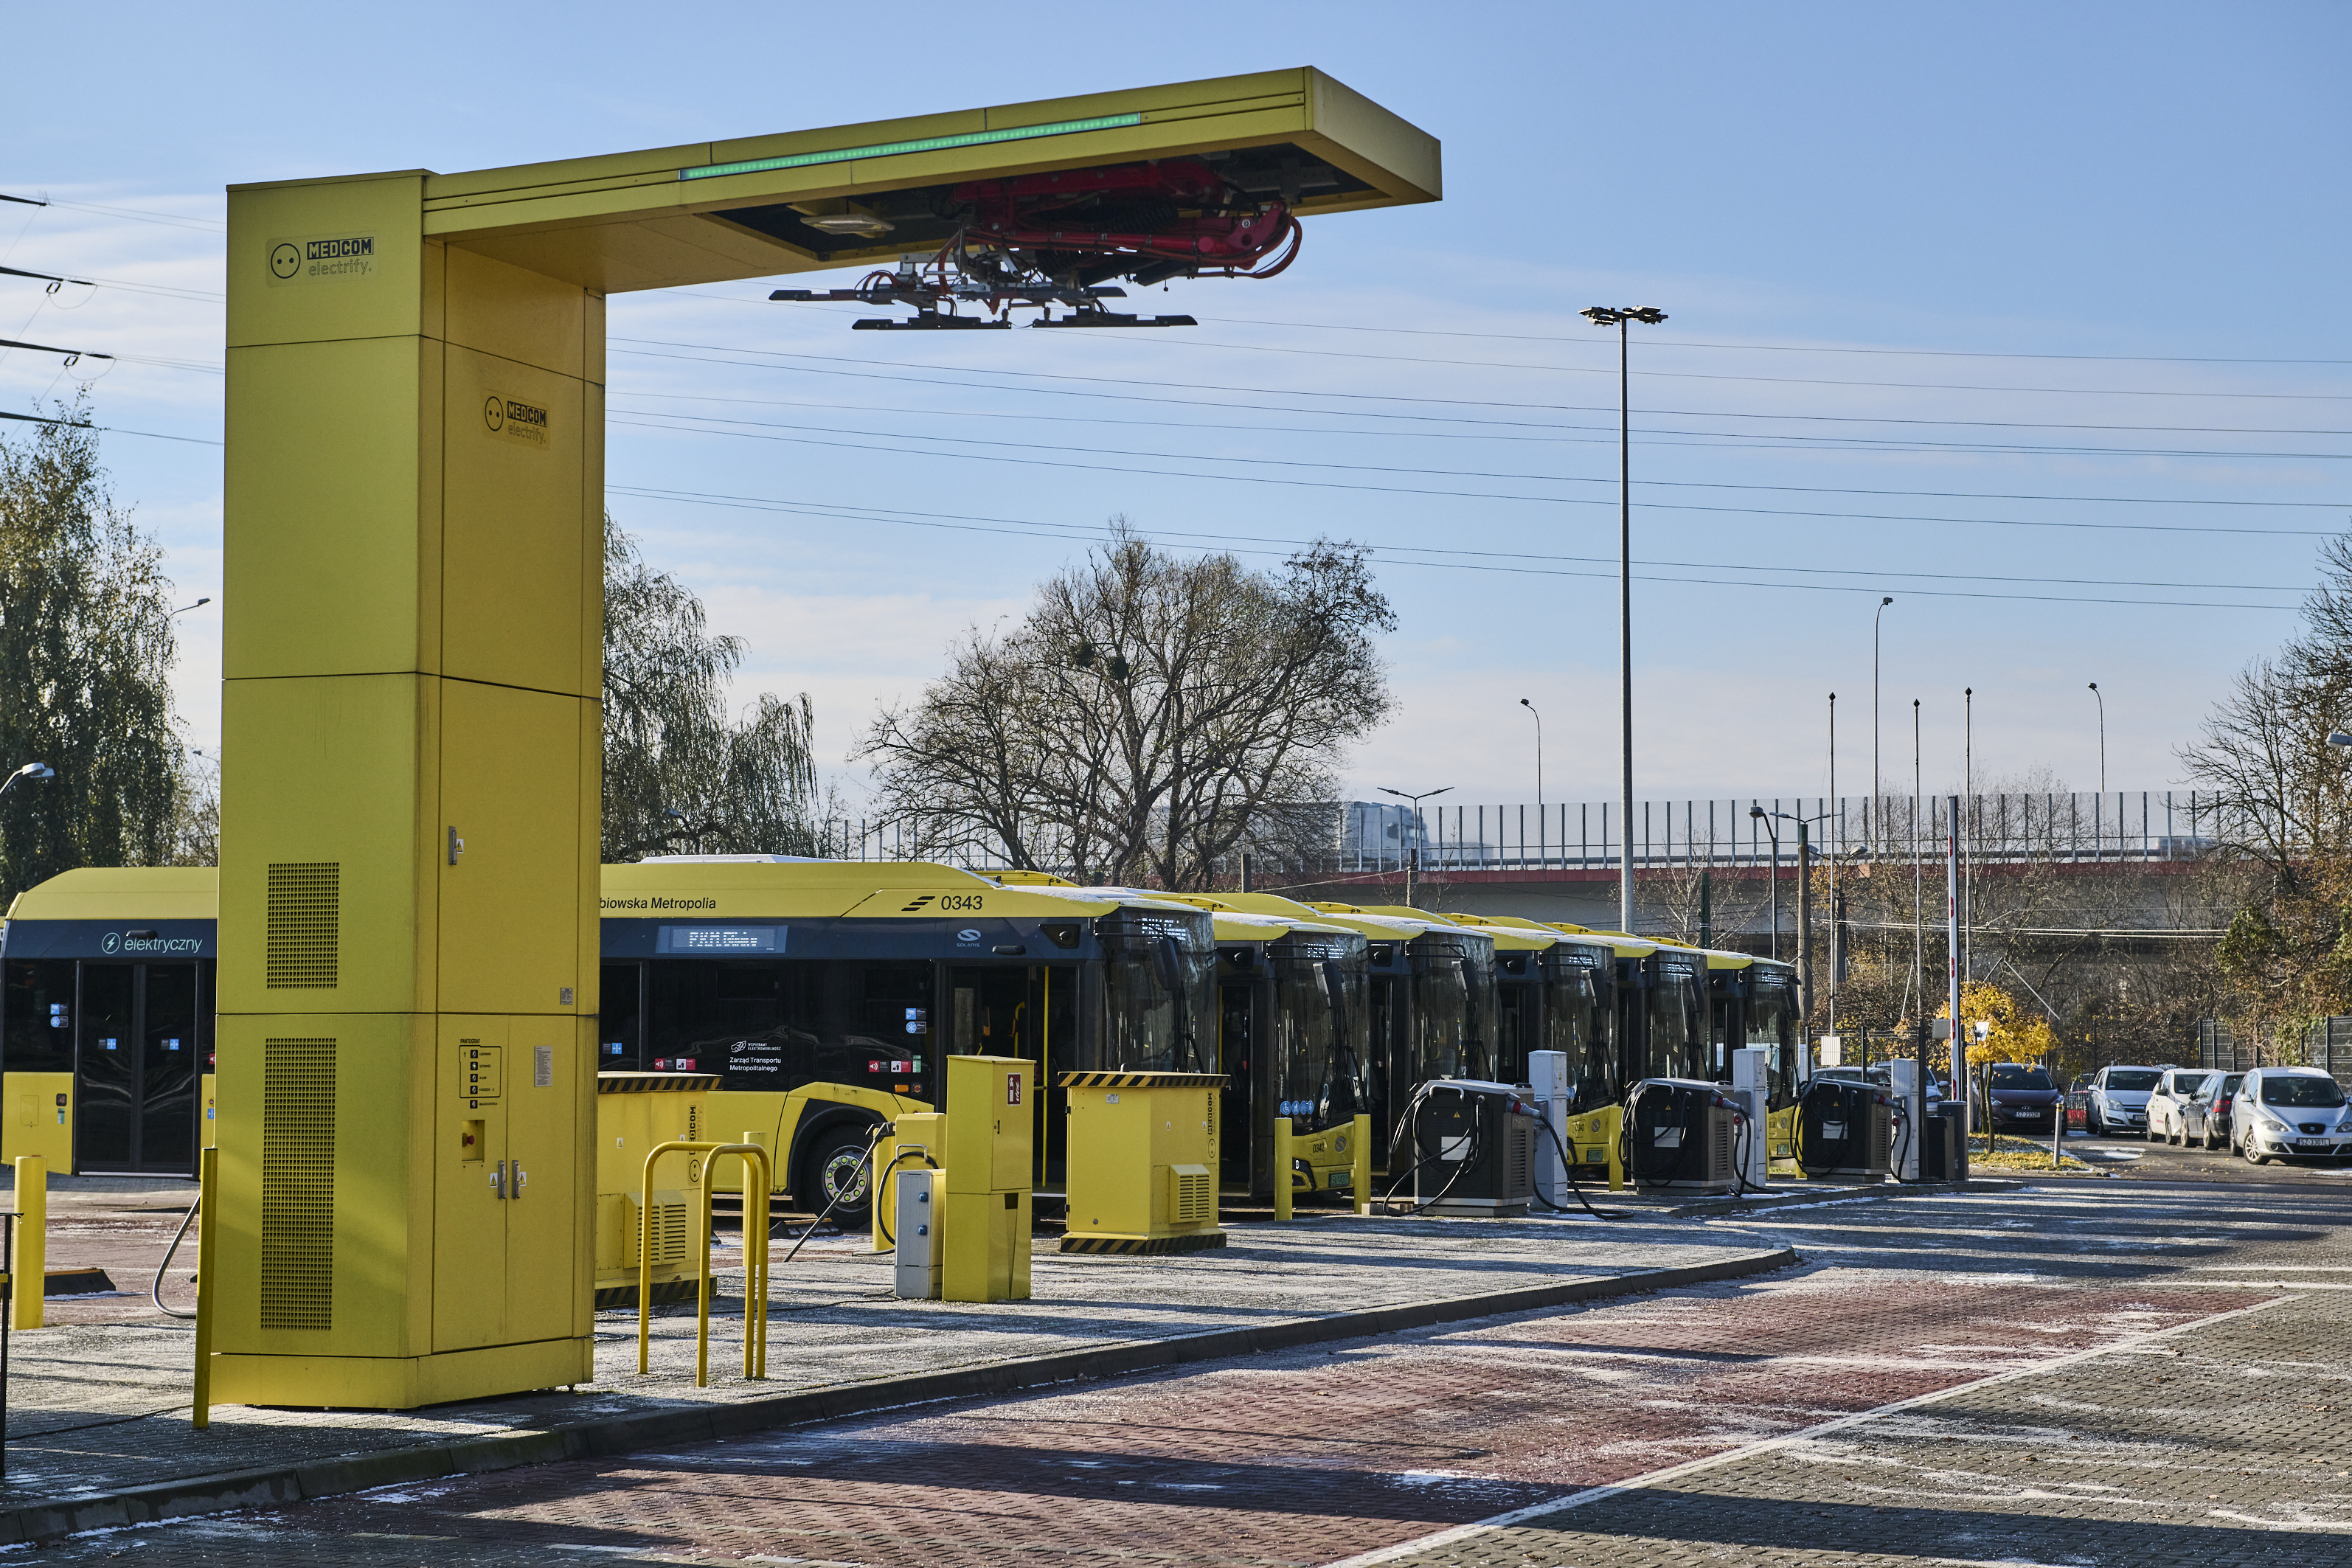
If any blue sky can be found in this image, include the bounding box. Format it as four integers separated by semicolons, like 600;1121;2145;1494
3;1;2345;822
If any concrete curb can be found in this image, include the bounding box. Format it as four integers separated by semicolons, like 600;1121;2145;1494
0;1246;1794;1545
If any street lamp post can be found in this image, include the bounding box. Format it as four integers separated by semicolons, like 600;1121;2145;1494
1873;597;1894;848
0;763;55;799
1582;303;1667;934
1519;698;1543;867
1376;785;1452;908
2088;682;2106;795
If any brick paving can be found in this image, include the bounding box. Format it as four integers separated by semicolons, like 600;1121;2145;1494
27;1175;2346;1565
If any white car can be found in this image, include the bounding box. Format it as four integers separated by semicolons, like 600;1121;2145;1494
2181;1072;2246;1150
2086;1065;2164;1137
2233;1068;2352;1165
2148;1069;2217;1145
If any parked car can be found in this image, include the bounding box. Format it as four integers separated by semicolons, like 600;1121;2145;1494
1979;1063;2064;1133
2086;1065;2165;1137
2181;1072;2245;1151
2148;1069;2218;1144
2233;1067;2352;1165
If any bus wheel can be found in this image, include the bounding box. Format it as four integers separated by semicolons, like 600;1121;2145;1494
802;1127;877;1229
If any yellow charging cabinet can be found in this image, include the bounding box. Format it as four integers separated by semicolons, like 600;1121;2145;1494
941;1056;1031;1302
594;1072;713;1308
1766;1103;1800;1177
212;73;1435;1408
2;1073;72;1171
1057;1070;1226;1255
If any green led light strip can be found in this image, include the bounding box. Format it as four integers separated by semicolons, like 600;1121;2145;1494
680;112;1145;182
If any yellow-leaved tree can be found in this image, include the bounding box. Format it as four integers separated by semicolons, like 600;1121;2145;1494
1936;981;2058;1077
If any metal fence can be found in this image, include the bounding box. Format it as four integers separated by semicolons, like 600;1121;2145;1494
816;791;2228;876
2196;1017;2352;1090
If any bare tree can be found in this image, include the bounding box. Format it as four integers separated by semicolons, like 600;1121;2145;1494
858;524;1393;889
2180;533;2352;1033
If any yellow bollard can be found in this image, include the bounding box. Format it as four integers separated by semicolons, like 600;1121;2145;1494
1273;1117;1294;1221
192;1146;218;1429
11;1155;44;1331
1350;1114;1371;1216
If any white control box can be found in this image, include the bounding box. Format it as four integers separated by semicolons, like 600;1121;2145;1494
1526;1050;1569;1210
893;1168;941;1300
1729;1047;1769;1190
1883;1058;1923;1183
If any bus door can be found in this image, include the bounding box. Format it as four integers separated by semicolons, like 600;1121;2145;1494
1495;955;1533;1086
598;960;645;1069
1366;964;1406;1171
77;961;203;1174
948;962;1068;1188
1215;958;1257;1188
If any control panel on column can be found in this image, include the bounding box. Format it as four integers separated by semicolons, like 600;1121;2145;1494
436;1020;511;1350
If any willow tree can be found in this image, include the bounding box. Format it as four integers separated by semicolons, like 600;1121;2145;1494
0;408;189;901
858;524;1394;889
601;515;822;861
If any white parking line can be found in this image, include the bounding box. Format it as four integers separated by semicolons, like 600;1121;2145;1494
1318;1294;2293;1568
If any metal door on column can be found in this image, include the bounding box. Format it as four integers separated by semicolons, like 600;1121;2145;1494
77;962;203;1174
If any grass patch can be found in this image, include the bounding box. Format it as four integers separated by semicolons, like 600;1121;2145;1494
1965;1132;2106;1176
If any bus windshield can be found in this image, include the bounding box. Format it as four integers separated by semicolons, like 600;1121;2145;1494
1412;937;1494;1083
1544;951;1616;1109
1098;929;1215;1072
1269;943;1367;1131
1745;975;1799;1104
1646;958;1710;1080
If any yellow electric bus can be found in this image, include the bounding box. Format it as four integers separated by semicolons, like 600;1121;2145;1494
1;859;1219;1227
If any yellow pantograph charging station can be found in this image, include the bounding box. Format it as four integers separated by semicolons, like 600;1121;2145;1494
213;69;1437;1409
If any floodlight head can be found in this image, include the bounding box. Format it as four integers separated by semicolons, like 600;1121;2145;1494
15;763;52;780
1580;305;1622;325
1748;805;1764;819
1627;307;1668;325
2088;681;2098;693
1881;595;1894;606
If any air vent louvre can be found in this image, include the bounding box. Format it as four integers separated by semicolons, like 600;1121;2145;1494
1168;1164;1213;1224
260;1037;336;1331
266;862;340;988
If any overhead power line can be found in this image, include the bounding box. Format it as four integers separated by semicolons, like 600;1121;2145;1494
604;483;2290;611
0;409;221;445
611;386;2350;465
606;338;2352;442
0;192;226;232
613;404;2347;511
607;412;2347;539
1189;314;2352;369
1065;328;2352;403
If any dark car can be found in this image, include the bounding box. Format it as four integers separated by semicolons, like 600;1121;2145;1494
1980;1064;2063;1131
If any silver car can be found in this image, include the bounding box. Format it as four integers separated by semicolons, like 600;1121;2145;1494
2148;1069;2216;1144
2233;1068;2352;1164
2180;1072;2244;1150
2087;1065;2164;1137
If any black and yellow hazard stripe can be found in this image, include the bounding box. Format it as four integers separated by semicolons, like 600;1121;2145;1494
1055;1071;1229;1091
1057;1231;1229;1256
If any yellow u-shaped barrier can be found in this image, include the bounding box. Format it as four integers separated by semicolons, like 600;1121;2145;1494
637;1141;771;1387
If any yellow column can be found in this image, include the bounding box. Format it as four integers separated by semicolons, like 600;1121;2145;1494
215;176;600;1409
192;1146;218;1429
1273;1118;1294;1221
1350;1114;1371;1216
10;1155;44;1330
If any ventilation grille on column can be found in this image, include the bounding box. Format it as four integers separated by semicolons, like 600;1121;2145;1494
266;863;340;988
261;1037;336;1332
1168;1164;1213;1224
